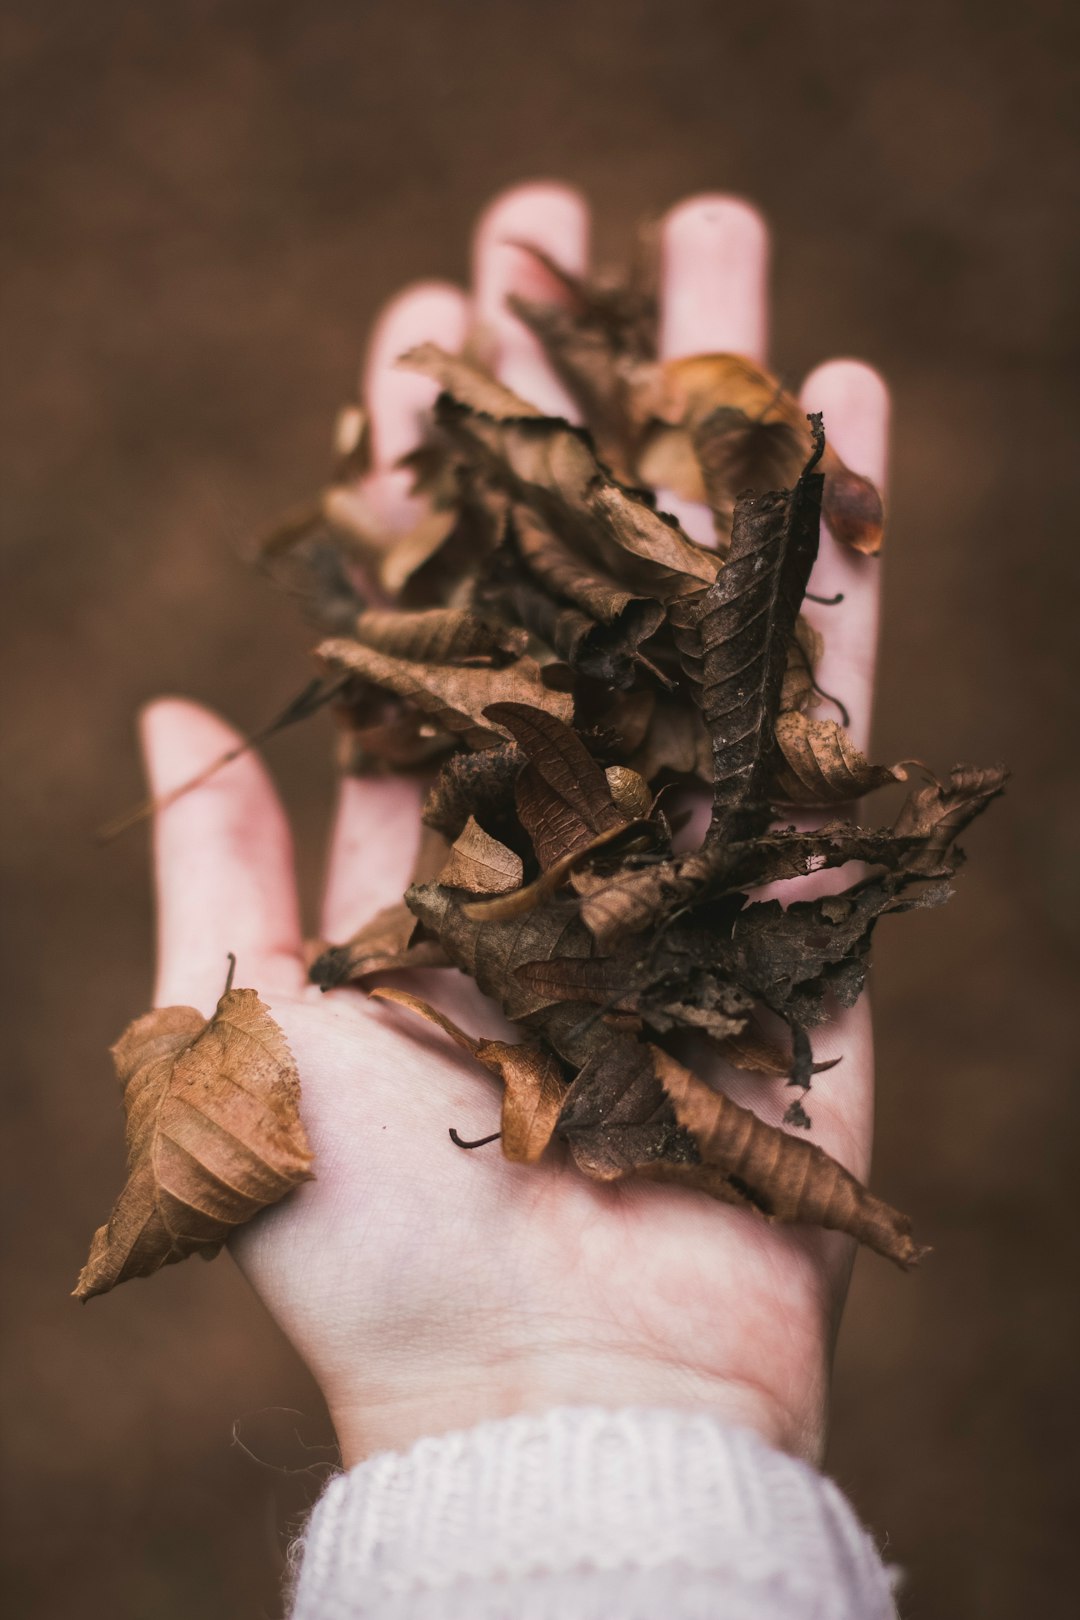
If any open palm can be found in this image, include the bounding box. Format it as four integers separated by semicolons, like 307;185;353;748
142;184;889;1470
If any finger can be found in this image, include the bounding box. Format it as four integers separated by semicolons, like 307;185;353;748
351;281;470;531
472;180;588;413
364;281;470;471
321;283;471;940
320;775;425;942
658;194;770;363
657;195;770;543
140;699;306;1013
799;361;890;753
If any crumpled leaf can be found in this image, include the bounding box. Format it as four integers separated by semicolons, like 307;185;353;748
422;742;523;841
715;1018;843;1081
309;900;448;988
317;639;573;750
772;712;910;805
406;882;596;1023
725;874;953;1025
311;824;451;988
438;816;524;894
75;976;313;1300
650;1047;926;1267
636;353;885;555
400;344;720;601
892;762;1009;873
370;987;565;1163
352;606;526;665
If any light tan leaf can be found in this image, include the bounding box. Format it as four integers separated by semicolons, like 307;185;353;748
603;766;653;820
75;982;313;1300
773;712;909;805
369;987;565;1163
650;1047;927;1267
439;817;524;894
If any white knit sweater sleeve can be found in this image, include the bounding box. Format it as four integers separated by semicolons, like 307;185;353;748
286;1405;900;1619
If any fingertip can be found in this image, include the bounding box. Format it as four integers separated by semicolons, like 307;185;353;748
662;193;769;257
800;360;890;487
138;697;246;797
660;193;770;362
471;181;589;413
472;180;589;284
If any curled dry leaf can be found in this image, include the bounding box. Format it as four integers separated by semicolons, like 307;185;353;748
438;816;524;894
650;1047;927;1268
75;977;313;1300
369;987;565;1164
892;763;1009;873
317;639;573;750
773;712;909;805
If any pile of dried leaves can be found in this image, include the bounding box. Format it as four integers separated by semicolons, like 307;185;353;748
77;246;1006;1300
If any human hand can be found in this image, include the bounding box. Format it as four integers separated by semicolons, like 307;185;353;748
140;184;889;1470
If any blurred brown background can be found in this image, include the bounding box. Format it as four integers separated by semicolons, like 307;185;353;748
3;2;1077;1615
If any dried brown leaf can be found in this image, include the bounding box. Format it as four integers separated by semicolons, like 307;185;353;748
406;882;595;1023
773;712;909;805
715;1017;842;1080
421;743;524;841
401;344;719;601
317;639;573;750
694;423;825;835
637;354;885;555
75;980;313;1300
650;1047;926;1267
369;987;565;1163
439;816;524;895
353;606;526;664
892;763;1009;873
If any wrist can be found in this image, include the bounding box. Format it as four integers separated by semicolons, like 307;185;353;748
328;1345;824;1469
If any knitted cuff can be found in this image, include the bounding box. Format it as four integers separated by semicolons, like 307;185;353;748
288;1405;899;1620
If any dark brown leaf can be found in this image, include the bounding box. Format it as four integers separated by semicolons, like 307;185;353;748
421;742;524;842
485;701;628;862
694;422;825;837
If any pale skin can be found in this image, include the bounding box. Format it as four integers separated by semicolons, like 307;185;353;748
141;184;889;1471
